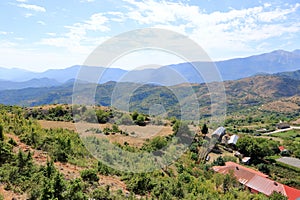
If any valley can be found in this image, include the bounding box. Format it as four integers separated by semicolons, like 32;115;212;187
1;100;300;199
1;51;300;199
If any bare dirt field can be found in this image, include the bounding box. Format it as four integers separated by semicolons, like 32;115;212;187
0;185;27;200
38;120;173;147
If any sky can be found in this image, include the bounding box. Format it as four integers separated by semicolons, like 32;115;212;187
0;0;300;72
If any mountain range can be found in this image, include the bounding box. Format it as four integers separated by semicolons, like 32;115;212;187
1;73;300;118
1;49;300;90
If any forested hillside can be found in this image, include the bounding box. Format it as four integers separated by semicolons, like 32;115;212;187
1;75;300;119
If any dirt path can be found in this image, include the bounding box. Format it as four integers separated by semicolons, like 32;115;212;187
264;126;300;135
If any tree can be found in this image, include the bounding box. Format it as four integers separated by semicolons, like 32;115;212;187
236;136;267;159
0;141;13;164
98;161;111;175
135;114;146;126
64;178;87;200
257;163;270;175
269;191;288;200
127;173;153;195
119;114;133;125
222;174;230;193
44;160;56;178
0;124;3;141
213;156;225;166
91;187;111;200
53;172;66;199
201;123;208;136
17;150;26;169
131;111;139;121
112;124;119;133
41;178;54;200
96;109;110;124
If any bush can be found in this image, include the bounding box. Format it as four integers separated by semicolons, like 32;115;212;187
91;186;111;199
131;111;139;121
96;109;110;124
257;163;270;175
212;156;225;166
8;138;17;146
135;114;146;126
80;169;99;183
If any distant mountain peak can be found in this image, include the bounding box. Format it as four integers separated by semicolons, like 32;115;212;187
293;49;300;54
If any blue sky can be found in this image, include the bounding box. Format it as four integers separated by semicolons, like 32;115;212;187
0;0;300;71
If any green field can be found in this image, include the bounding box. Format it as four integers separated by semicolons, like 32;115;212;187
272;129;300;139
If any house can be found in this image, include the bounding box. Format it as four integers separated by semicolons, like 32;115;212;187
278;146;286;152
278;146;291;156
228;135;239;145
276;122;290;129
213;162;300;200
234;151;242;158
211;127;226;141
241;157;251;165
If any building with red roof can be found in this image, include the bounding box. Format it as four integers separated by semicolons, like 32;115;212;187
279;146;286;152
212;162;300;200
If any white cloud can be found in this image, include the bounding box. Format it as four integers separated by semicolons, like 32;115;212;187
0;31;10;35
14;37;24;41
80;0;95;2
46;32;57;36
16;0;28;2
37;0;300;65
39;13;110;54
37;20;46;25
0;40;17;48
122;0;300;59
17;3;46;12
25;13;33;18
106;12;126;22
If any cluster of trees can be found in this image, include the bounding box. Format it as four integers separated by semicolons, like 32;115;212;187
25;105;157;127
131;111;149;126
236;136;280;160
224;108;300;134
25;105;72;121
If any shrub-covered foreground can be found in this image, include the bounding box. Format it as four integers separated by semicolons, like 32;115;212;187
0;105;282;199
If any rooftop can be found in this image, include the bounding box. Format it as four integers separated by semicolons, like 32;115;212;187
213;162;300;200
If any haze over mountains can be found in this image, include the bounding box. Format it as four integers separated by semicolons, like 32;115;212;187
1;49;300;90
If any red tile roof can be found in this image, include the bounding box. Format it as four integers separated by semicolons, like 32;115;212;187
212;161;268;178
212;162;300;200
284;185;300;200
279;146;285;152
245;175;285;196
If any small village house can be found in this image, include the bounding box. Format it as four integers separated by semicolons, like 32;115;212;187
213;162;300;200
211;127;226;141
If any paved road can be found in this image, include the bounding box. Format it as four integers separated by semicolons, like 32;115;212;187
277;157;300;169
264;126;300;135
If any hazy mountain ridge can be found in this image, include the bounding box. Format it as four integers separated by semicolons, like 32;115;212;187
1;74;300;117
0;49;300;87
0;78;61;91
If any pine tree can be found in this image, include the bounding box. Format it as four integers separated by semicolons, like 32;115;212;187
201;123;208;135
0;125;4;141
17;150;25;169
44;159;56;178
53;173;65;199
